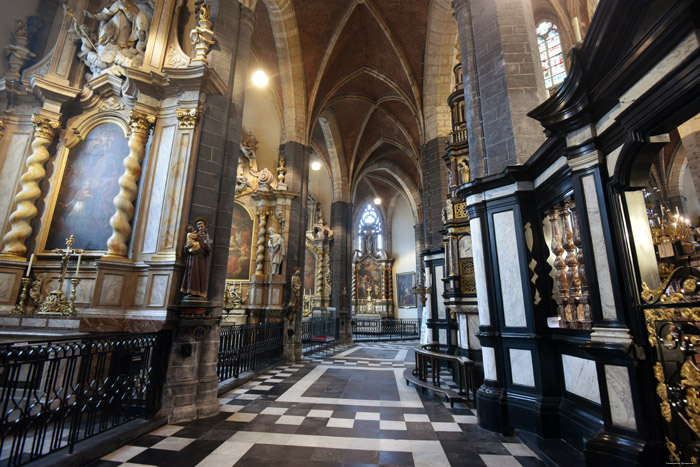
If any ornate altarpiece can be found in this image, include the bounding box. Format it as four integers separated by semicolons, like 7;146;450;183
302;193;332;317
352;241;394;317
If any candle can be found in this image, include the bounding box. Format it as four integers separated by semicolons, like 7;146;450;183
25;254;34;277
75;254;82;276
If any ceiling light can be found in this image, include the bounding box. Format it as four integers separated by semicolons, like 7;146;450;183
252;70;268;87
311;161;321;171
374;197;381;205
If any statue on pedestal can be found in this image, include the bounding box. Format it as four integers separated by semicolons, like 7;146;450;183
268;227;285;275
180;218;211;300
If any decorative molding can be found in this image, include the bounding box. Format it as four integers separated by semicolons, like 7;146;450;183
99;96;125;111
176;108;201;130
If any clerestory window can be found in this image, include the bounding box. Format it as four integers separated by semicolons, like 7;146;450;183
537;21;566;89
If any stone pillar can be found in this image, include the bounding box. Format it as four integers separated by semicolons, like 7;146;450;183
421;137;449;249
1;115;60;259
105;110;156;260
280;141;310;361
453;0;546;176
414;224;425;320
331;200;352;344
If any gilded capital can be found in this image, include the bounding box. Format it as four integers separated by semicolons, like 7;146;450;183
176;108;201;130
31;115;61;141
128;110;156;135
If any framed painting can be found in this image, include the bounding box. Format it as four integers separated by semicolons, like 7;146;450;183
396;272;416;308
45;122;128;251
356;260;383;300
227;201;254;280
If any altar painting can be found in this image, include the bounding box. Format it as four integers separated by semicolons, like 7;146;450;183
396;272;416;307
357;261;382;300
304;247;316;294
46;123;127;251
227;202;254;280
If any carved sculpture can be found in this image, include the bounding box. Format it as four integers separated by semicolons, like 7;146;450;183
68;1;154;80
190;2;216;64
287;267;302;309
0;120;5;140
106;110;156;258
5;17;41;83
180;218;211;299
277;155;287;187
267;227;285;275
457;156;470;184
1;115;60;258
29;273;48;306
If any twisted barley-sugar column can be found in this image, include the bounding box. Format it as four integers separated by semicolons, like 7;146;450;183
0;120;5;140
1;115;60;258
254;210;268;276
105;110;156;258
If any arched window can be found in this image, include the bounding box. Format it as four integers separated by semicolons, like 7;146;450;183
357;203;383;252
537;21;566;89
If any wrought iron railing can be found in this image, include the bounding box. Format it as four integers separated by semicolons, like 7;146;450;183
352;318;420;341
0;332;170;466
642;267;700;463
217;322;284;382
301;317;339;354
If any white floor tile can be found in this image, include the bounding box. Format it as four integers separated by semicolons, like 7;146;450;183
275;415;305;425
326;417;354;428
480;454;522;467
236;394;260;400
430;422;462;432
226;412;257;422
452;414;478;424
101;445;147;462
148;425;184;437
261;407;288;415
307;409;333;418
503;442;536;457
266;378;284;383
404;413;430;422
151;437;195;451
252;385;273;391
219;404;246;413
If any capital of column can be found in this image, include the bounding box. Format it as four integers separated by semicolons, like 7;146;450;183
451;0;470;15
31;115;61;141
239;3;257;28
176;108;201;130
128;110;156;136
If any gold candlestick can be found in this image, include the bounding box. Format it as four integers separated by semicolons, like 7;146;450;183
68;277;80;316
13;277;31;315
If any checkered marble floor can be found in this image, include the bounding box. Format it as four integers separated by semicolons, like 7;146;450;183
90;341;544;467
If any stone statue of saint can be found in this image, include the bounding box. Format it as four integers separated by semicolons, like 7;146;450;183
341;286;349;310
180;218;211;299
458;157;470;184
268;227;285;275
288;267;302;309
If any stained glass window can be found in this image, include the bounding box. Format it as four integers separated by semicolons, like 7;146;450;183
537;21;566;89
357;203;383;251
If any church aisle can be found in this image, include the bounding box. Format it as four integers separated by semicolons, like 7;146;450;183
91;342;544;467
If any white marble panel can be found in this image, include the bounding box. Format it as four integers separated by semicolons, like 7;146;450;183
605;364;637;430
148;274;169;307
467;313;482;349
142;124;176;254
509;348;535;387
0;272;16;301
458;236;472;258
534;156;567;188
561;354;601;403
435;266;445;320
493;211;527;327
458;314;468;349
0;131;31;234
482;347;497;382
134;275;148;307
438;328;447;345
582;175;616;319
99;274;124;306
469;219;490;326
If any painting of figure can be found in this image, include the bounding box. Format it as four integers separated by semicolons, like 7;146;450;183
357;261;382;300
396;272;416;308
227;202;254;280
46;123;128;251
304;247;316;294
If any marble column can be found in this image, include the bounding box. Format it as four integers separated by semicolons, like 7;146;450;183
1;115;60;259
104;110;156;260
280;141;310;361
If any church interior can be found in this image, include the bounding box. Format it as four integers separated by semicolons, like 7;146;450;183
0;0;699;465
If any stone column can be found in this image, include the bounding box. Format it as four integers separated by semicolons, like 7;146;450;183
453;0;546;176
280;141;310;361
331;200;352;343
414;224;425;320
104;110;156;260
1;115;60;259
421;137;449;249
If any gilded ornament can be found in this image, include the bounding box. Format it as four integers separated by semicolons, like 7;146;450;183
128;110;156;134
666;437;680;463
190;2;216;64
176;108;201;130
0;120;5;139
99;96;125;111
684;278;697;294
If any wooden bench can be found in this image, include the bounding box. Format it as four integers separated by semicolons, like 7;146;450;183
403;342;476;407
